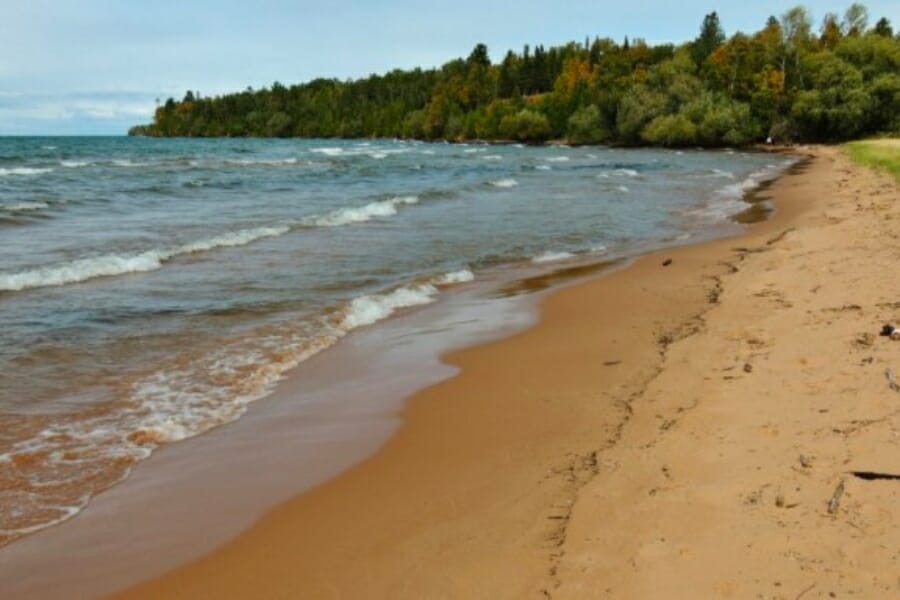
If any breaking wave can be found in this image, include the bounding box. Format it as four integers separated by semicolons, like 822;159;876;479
1;201;50;212
307;195;419;227
0;167;53;177
489;178;518;188
0;225;290;292
532;250;575;264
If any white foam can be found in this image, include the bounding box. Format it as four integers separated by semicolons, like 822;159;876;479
111;159;147;168
532;250;575;264
0;167;53;177
0;225;291;292
616;168;639;177
175;225;290;255
547;156;570;162
536;165;552;171
310;195;419;227
340;284;438;329
694;159;797;222
1;201;49;211
483;155;503;161
489;178;518;188
0;252;165;291
311;147;344;156
369;152;388;159
60;160;90;168
225;158;299;166
433;269;475;285
617;185;630;193
590;244;608;254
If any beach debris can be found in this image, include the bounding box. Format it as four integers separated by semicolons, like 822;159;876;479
775;493;785;508
662;258;673;267
603;360;622;367
799;454;814;469
827;480;845;515
743;363;753;373
855;332;875;347
879;324;900;340
851;471;900;481
887;368;900;392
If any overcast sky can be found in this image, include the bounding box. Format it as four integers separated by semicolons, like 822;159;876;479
2;1;898;135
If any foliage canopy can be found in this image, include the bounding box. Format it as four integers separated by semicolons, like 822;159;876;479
130;5;900;146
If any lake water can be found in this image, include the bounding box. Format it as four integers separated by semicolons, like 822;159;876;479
0;136;793;545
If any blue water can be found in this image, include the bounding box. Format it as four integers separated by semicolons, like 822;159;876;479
0;136;792;544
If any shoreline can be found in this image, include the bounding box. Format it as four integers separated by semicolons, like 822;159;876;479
109;147;890;599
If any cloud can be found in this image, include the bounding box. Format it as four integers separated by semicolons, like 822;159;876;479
0;91;158;135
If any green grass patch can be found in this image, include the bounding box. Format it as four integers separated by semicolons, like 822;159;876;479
844;140;900;180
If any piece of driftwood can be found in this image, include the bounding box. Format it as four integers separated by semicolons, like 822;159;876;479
886;368;900;392
851;471;900;481
827;480;845;515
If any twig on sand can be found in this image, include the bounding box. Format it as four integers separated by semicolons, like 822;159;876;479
795;583;815;600
886;368;900;392
828;480;845;515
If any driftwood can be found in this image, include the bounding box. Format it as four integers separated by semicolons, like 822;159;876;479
886;368;900;392
827;480;845;515
851;471;900;481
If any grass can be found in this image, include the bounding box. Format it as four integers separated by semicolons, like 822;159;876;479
844;139;900;180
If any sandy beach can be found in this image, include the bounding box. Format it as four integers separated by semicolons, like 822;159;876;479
112;145;900;599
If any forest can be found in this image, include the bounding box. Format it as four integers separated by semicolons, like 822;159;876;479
129;4;900;146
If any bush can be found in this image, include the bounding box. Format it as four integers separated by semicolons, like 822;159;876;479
616;86;669;143
641;114;698;146
499;109;552;142
567;105;611;144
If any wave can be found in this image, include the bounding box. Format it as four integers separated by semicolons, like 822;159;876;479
111;160;148;168
617;185;630;193
693;159;798;221
341;284;438;329
615;168;639;177
532;250;575;264
60;160;90;168
547;156;570;162
489;178;518;188
1;201;50;212
224;158;299;166
307;195;419;227
0;167;53;177
535;165;552;171
433;269;475;285
0;225;291;292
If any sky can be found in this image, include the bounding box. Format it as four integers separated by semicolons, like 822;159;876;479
2;1;898;135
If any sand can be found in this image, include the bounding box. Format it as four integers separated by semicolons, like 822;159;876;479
116;145;900;599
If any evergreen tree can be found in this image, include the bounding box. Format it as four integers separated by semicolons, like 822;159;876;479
693;12;726;65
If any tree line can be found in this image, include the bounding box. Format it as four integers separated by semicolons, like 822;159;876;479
129;4;900;146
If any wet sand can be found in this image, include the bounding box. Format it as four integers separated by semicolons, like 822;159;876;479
111;145;898;598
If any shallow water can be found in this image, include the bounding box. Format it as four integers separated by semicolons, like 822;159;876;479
0;136;794;544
